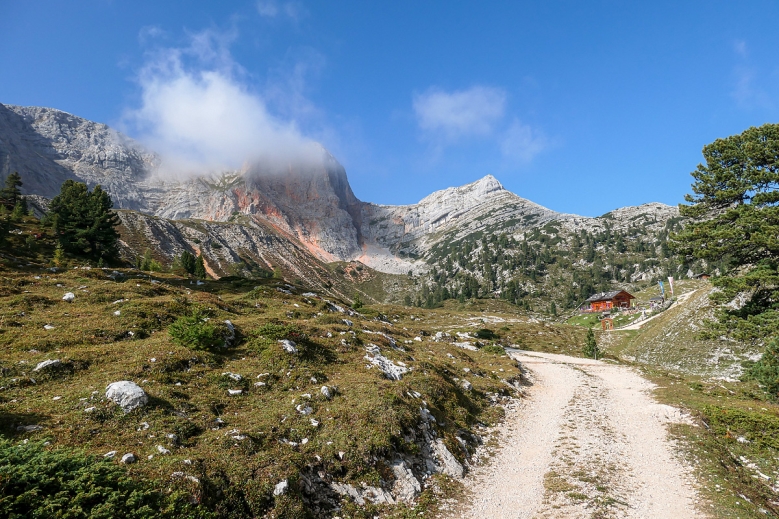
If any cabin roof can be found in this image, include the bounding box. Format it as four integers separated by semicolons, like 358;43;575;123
584;290;635;303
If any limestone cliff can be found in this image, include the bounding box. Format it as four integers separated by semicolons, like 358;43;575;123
0;103;680;282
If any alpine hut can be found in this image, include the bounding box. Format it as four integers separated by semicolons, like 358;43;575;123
580;290;636;313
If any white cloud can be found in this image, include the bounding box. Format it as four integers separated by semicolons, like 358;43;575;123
256;0;307;21
124;29;322;178
733;39;748;58
413;86;506;141
730;40;774;110
412;85;548;165
256;1;279;17
138;25;165;44
500;119;548;163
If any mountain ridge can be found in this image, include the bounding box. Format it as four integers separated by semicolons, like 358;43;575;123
0;103;681;293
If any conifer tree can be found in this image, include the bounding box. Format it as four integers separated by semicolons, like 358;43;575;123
194;254;207;280
49;180;120;261
181;250;196;275
583;327;599;359
0;172;23;210
671;123;779;343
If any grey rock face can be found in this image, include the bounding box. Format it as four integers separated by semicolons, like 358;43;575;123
1;103;679;279
391;459;422;502
0;104;157;208
105;381;148;412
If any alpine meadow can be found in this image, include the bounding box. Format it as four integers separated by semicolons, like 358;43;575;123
3;3;779;519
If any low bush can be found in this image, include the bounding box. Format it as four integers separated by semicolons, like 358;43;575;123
474;328;497;340
169;310;229;352
0;438;211;518
480;344;506;355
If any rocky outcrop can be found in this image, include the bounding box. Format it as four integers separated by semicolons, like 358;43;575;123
360;175;575;261
0;104;158;209
1;103;680;278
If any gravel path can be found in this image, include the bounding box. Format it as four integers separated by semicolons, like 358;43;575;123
455;351;703;519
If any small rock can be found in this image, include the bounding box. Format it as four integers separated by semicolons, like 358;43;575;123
310;418;319;427
62;292;75;302
301;438;309;445
273;480;289;496
461;380;473;391
16;425;42;432
105;381;149;412
254;381;266;387
222;372;242;382
52;396;62;401
84;407;96;413
279;339;298;353
224;320;236;348
321;386;332;399
121;453;137;464
296;404;313;415
114;310;121;316
33;359;62;372
228;389;243;396
342;319;353;327
104;450;117;458
156;445;171;455
43;324;55;330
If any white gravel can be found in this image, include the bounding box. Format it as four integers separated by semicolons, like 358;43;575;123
456;351;703;519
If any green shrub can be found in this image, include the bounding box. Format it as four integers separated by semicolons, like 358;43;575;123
168;310;228;352
0;438;211;518
481;344;505;355
747;339;779;399
474;328;497;340
582;327;599;359
254;322;303;341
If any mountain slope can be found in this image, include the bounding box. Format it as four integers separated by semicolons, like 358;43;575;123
0;103;690;307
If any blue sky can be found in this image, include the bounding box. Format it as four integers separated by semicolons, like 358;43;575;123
2;1;779;216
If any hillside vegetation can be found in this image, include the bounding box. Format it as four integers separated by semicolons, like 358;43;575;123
0;214;590;518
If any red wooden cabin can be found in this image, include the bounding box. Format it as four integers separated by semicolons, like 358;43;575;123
580;290;635;313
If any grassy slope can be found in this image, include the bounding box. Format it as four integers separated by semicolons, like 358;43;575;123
0;217;588;518
589;279;779;518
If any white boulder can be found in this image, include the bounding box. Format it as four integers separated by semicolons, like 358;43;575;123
33;359;62;372
273;480;289;496
105;381;148;412
120;453;137;464
62;292;75;302
279;339;298;353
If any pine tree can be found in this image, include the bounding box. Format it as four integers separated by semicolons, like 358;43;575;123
194;255;207;280
748;339;779;399
52;244;66;267
0;172;23;210
181;250;196;275
11;199;27;222
583;327;599;359
49;180;120;261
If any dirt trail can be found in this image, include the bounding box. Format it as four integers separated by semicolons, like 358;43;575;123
456;351;703;519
